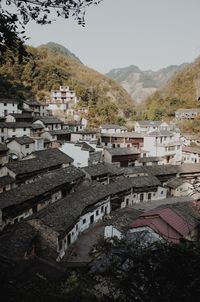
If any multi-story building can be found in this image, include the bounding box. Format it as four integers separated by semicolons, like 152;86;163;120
0;99;21;117
143;130;182;165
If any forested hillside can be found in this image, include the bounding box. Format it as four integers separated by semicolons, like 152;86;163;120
145;57;200;120
0;43;134;125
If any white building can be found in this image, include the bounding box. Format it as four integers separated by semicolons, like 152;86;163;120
134;121;170;133
0;123;31;143
100;124;128;134
48;86;79;118
0;99;21;117
175;108;200;120
22;100;48;117
6;136;35;159
143;130;182;165
33;117;63;131
165;178;193;197
71;130;97;142
182;146;200;163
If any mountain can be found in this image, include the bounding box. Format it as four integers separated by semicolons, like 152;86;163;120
39;42;82;64
0;43;133;126
145;56;200;120
106;64;187;102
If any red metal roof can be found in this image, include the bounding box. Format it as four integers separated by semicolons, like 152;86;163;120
130;208;193;243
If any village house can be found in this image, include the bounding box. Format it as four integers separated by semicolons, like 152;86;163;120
0;175;15;193
6;136;35;159
0;122;32;143
30;123;45;137
165;178;193;197
129;201;200;243
0;148;73;186
0;99;21;117
28;185;111;259
121;165;179;184
82;163;123;184
175;108;200;120
48;86;79;117
70;130;97;142
177;163;200;179
33;116;63;131
143;130;182;165
99;124;128;134
0;143;9;167
63;120;84;132
100;132;144;149
5;113;34;123
135;156;165;166
134;121;170;133
0;166;85;229
182;146;200;163
181;133;200;146
22;100;48;117
41;129;71;143
103;147;141;167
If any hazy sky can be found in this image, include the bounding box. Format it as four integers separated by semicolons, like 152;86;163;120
25;0;200;73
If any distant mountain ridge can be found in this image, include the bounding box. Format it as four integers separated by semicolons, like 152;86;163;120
39;42;82;64
106;63;188;102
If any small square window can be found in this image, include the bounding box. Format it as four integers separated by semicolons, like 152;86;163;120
83;218;86;224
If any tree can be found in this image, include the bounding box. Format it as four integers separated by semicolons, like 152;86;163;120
0;0;103;60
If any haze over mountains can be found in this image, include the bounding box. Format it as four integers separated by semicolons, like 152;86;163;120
106;64;188;102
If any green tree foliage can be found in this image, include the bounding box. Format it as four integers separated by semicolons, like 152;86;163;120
145;57;200;120
0;0;103;60
0;45;133;124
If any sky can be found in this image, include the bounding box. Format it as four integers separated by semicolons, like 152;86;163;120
25;0;200;74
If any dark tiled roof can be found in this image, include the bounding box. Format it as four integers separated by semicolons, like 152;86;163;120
82;163;122;178
31;123;44;130
10;113;33;119
30;176;161;236
101;132;144;138
0;166;85;209
178;163;200;174
139;156;164;163
33;148;73;164
147;130;173;137
166;177;189;189
121;165;179;177
0;175;15;187
0;143;8;152
5;149;73;176
101;124;127;130
0;98;18;104
7;136;35;145
71;130;97;135
49;129;70;136
81;142;95;152
0;122;31;129
34;117;63;124
136;121;162;126
105;147;140;156
0;222;37;259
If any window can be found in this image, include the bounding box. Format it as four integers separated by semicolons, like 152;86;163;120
13;128;15;132
76;224;78;231
148;193;151;200
1;128;3;133
161;191;163;195
13;103;15;106
83;218;86;224
23;128;26;131
101;206;104;213
96;210;99;216
4;103;6;106
140;193;144;202
25;144;29;149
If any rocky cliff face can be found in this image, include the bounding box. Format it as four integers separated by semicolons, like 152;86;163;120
106;64;187;102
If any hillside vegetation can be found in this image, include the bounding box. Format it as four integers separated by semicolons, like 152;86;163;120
145;57;200;120
0;43;134;125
